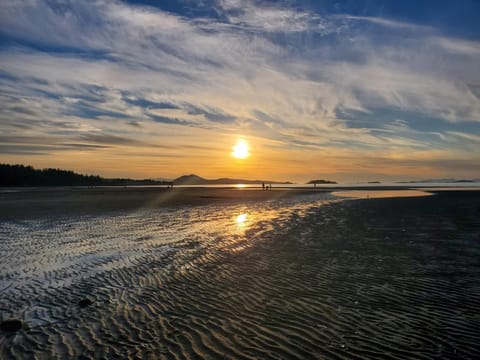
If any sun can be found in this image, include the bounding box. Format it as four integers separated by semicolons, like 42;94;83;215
232;140;249;159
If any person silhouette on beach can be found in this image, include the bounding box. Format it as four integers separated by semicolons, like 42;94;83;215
262;182;265;190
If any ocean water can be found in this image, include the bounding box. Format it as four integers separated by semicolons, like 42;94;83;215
1;181;478;194
1;191;479;359
149;181;480;189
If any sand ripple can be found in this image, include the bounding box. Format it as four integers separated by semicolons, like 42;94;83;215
1;191;480;359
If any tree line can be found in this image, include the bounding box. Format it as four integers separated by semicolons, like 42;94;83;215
0;164;169;187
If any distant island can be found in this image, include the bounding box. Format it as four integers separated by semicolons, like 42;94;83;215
173;174;291;185
0;164;292;187
307;179;337;185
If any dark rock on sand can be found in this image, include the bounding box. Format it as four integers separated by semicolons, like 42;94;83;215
0;319;23;332
78;298;93;308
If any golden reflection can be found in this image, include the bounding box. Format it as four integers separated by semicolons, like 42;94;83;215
332;190;433;199
236;213;248;225
235;184;247;188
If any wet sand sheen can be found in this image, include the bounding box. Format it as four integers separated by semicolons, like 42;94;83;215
332;189;433;199
1;190;480;359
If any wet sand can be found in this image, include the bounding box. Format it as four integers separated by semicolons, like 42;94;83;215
1;189;480;359
0;186;440;220
0;187;327;220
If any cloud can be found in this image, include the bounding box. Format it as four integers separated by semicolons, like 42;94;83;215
76;133;147;146
214;0;325;33
339;15;433;32
128;121;143;127
434;37;480;56
183;104;236;123
446;131;480;144
148;114;194;126
0;0;479;179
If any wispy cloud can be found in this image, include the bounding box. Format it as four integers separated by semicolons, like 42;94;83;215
0;0;479;180
214;0;325;33
339;15;433;32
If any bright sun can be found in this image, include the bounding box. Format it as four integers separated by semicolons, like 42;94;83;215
232;140;249;159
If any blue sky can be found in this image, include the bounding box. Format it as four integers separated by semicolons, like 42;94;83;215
0;0;479;181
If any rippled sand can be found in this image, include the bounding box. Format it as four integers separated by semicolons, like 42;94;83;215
1;190;480;359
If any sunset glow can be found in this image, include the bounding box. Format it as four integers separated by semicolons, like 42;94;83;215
1;2;480;358
232;140;250;159
0;1;479;183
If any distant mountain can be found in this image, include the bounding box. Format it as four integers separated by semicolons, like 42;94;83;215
173;174;291;185
306;179;337;184
173;174;206;185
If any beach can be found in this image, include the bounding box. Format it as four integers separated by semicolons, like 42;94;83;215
1;188;480;359
0;187;331;221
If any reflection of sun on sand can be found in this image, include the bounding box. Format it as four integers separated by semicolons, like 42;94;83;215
236;213;248;225
332;189;433;199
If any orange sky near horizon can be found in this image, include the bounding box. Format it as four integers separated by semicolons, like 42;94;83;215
3;132;477;183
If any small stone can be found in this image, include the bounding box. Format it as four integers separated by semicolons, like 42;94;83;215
78;298;93;308
0;319;23;332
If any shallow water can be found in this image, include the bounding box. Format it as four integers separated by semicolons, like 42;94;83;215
1;191;480;359
332;189;432;199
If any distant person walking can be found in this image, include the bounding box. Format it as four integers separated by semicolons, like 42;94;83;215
262;182;265;191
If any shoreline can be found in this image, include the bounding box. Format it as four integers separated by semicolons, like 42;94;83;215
1;185;479;221
0;187;328;220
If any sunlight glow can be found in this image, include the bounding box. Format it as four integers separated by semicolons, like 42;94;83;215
232;140;249;159
236;213;248;225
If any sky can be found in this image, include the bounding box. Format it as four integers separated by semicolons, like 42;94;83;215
1;0;480;183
